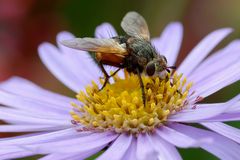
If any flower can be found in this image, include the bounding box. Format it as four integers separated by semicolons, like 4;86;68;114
0;21;240;160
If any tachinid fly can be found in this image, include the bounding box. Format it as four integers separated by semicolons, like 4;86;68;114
61;11;175;105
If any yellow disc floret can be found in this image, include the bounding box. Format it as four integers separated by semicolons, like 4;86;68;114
70;72;192;134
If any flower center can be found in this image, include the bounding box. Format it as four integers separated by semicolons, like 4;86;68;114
70;71;192;134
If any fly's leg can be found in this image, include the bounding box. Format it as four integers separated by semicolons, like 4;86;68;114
99;63;110;91
170;81;182;96
167;74;183;96
176;89;183;96
137;68;146;106
110;68;121;77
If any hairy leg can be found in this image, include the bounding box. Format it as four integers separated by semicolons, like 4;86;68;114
99;63;110;91
110;68;121;77
137;68;146;106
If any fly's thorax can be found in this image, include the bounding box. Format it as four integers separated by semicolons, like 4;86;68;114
127;37;156;59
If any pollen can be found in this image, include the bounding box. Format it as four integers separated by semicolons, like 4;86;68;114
71;71;192;134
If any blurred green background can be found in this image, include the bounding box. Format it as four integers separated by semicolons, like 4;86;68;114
0;0;239;159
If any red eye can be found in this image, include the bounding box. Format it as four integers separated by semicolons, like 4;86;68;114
146;63;155;76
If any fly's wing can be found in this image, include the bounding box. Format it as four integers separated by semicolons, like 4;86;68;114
121;11;150;41
61;38;127;55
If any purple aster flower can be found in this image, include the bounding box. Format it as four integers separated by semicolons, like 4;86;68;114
0;20;240;160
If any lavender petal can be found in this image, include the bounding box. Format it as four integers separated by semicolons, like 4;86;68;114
151;22;183;66
0;107;71;126
40;145;106;160
97;134;132;160
203;112;240;122
121;137;137;160
136;134;159;160
171;123;240;160
169;95;240;122
38;42;101;93
0;128;85;146
56;31;102;87
177;28;232;76
0;76;76;112
95;23;118;38
201;122;240;144
156;126;210;148
190;61;240;99
149;132;182;160
0;90;70;120
23;132;118;154
189;40;240;84
0;124;68;132
0;147;34;160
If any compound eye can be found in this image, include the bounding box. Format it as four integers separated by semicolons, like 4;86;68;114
146;63;155;76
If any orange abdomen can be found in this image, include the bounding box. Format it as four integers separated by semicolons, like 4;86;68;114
96;52;125;67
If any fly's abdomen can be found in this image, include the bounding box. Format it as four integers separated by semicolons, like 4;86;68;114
96;52;125;68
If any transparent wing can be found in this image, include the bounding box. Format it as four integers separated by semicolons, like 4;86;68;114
121;11;150;41
61;38;127;55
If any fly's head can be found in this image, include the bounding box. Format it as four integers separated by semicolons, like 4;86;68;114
146;55;175;77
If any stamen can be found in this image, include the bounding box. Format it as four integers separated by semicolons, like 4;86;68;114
71;72;193;134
